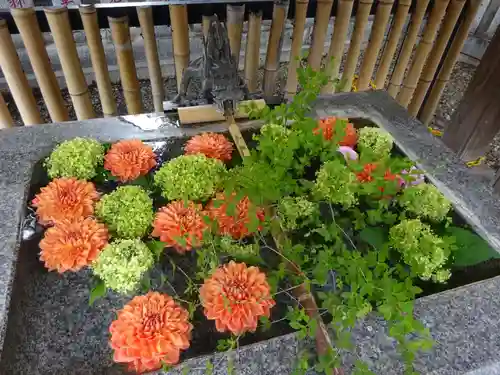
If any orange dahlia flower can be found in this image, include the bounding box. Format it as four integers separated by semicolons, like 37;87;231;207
314;117;358;147
109;292;192;374
206;193;265;239
32;177;99;225
104;139;157;182
200;261;275;335
151;201;208;253
39;217;109;273
184;133;234;162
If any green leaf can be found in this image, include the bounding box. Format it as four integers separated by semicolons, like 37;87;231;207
89;280;106;306
146;239;167;261
359;227;386;249
447;226;500;267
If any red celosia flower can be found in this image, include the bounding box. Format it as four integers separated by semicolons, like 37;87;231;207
314;117;358;147
39;217;109;273
151;201;208;253
184;133;234;162
104;139;157;182
32;177;99;225
109;292;192;374
206;193;265;239
200;261;275;335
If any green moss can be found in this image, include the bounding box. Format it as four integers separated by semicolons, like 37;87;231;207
96;185;153;238
313;159;358;208
46;137;104;180
397;183;451;222
357;127;393;160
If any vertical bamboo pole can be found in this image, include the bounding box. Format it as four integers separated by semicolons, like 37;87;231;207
79;5;117;117
227;4;245;68
408;0;466;116
420;0;482;125
0;92;14;129
285;0;309;97
397;0;451;107
387;0;431;97
263;1;289;98
0;20;41;125
137;6;164;113
244;11;262;93
373;0;412;89
202;15;211;41
357;0;395;91
45;7;95;120
11;8;68;122
307;0;334;70
169;5;189;92
108;16;143;115
321;0;354;94
339;0;374;92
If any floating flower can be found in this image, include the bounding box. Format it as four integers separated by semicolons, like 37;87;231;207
200;261;275;335
109;292;192;373
397;183;451;222
357;127;393;159
356;163;377;183
400;166;425;187
356;163;400;197
313;159;358;208
39;218;109;273
104;139;157;182
152;201;209;253
32;177;99;225
184;133;234;162
207;193;265;239
338;146;358;161
314;117;357;147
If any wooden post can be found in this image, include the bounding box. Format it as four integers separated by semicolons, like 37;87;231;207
408;0;466;116
442;26;500;163
321;0;354;94
109;16;143;115
387;0;430;97
169;5;189;92
11;8;68;122
357;0;395;91
373;0;412;89
202;15;211;41
244;11;262;93
285;0;309;97
263;1;289;99
397;0;451;108
420;0;482;125
0;19;41;125
227;4;245;68
339;0;373;92
79;5;117;117
0;92;14;129
137;6;164;113
45;7;95;120
307;0;334;70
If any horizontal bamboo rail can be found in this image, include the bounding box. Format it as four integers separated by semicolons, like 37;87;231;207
0;92;14;129
169;5;189;92
245;11;263;93
308;0;334;71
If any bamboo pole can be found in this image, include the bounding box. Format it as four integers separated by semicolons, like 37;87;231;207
339;0;374;92
420;0;482;125
245;11;262;93
321;0;354;94
387;0;431;97
45;7;95;120
285;0;309;97
227;4;245;68
11;8;68;122
79;5;117;117
408;0;466;116
357;0;395;91
373;0;412;89
202;15;211;41
0;92;14;129
169;5;189;92
307;0;334;70
137;6;164;113
0;19;41;125
263;1;289;98
108;16;143;115
397;0;451;108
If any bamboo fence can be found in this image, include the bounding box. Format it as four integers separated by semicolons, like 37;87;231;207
227;4;245;67
0;93;13;129
308;0;334;71
245;11;263;93
169;5;189;92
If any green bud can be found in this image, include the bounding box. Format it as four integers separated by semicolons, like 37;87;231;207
398;183;451;222
357;127;393;159
277;196;318;230
313;159;358;208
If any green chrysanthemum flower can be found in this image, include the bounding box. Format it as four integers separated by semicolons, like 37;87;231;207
46;137;104;180
313;159;358;208
154;154;227;201
96;186;153;238
219;236;260;257
92;239;154;294
357;127;393;159
390;219;452;282
277;196;318;230
398;183;451;222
